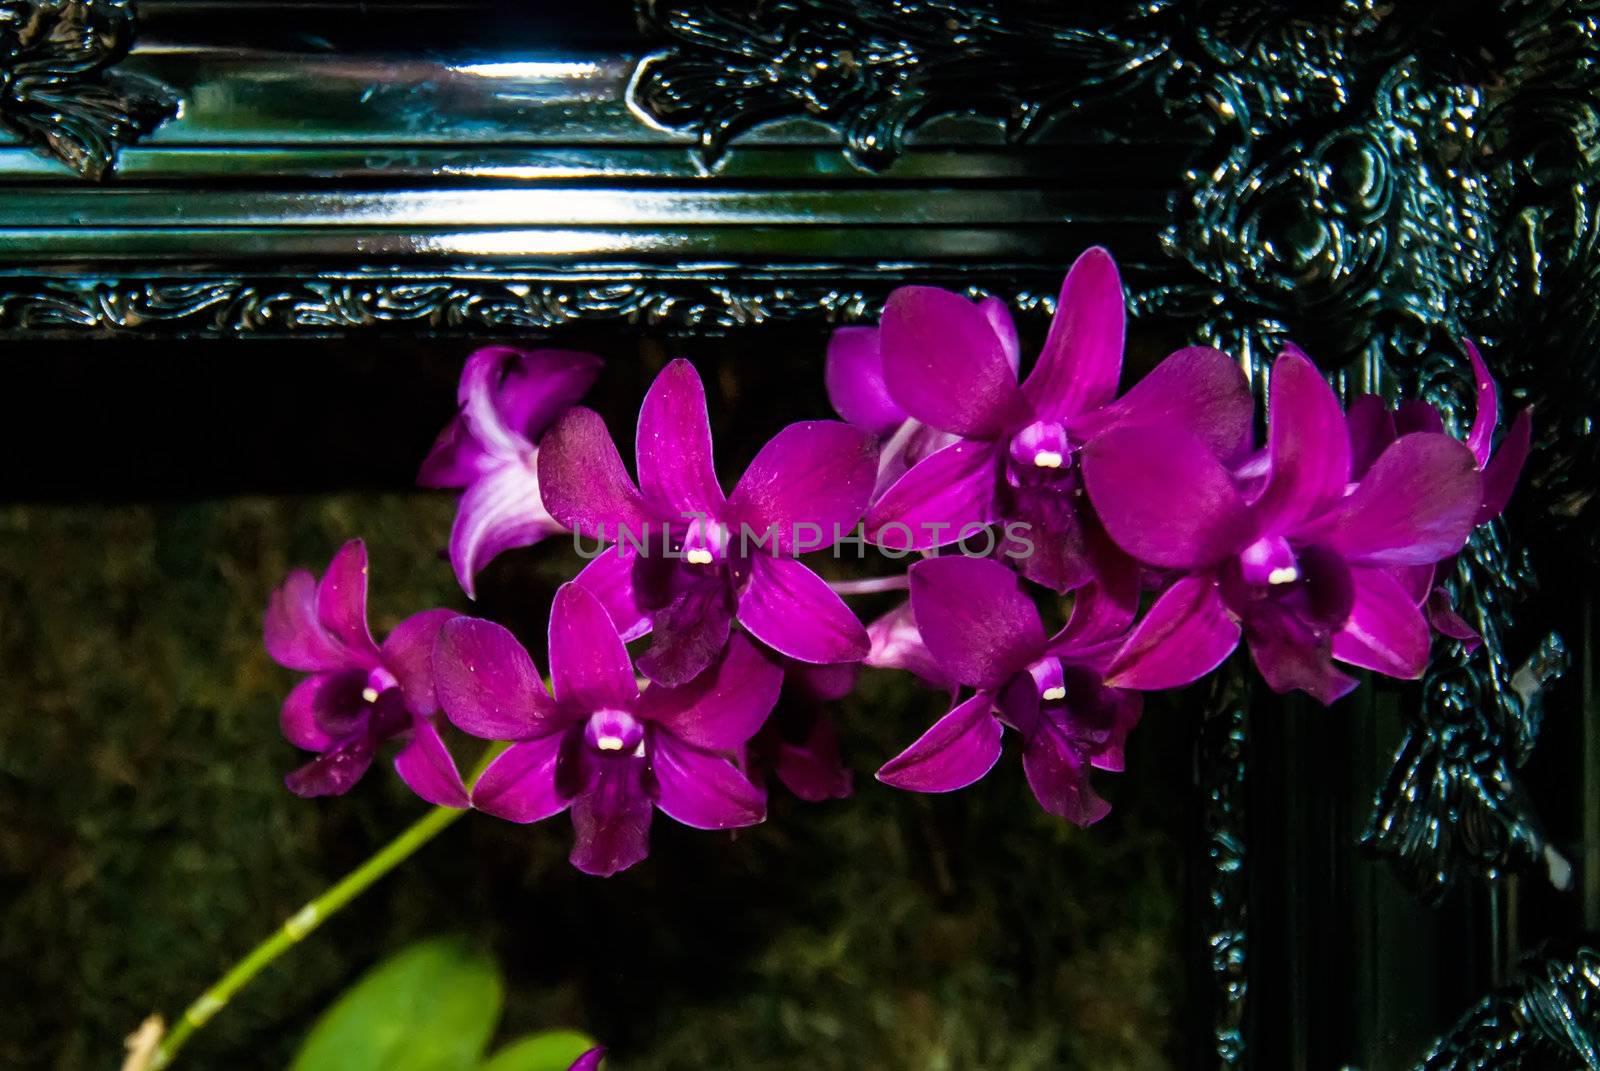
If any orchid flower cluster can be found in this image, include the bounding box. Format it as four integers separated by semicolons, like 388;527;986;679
265;247;1530;878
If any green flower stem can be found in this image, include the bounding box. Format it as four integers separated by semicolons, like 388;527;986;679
149;744;504;1069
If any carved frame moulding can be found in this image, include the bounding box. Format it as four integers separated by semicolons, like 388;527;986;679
4;1;1598;1068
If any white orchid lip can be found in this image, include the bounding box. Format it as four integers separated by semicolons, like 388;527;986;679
1239;534;1300;588
1008;419;1073;475
1027;654;1068;703
583;708;645;755
361;667;398;705
680;514;731;566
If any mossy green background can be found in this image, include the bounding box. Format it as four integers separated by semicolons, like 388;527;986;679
0;341;1191;1070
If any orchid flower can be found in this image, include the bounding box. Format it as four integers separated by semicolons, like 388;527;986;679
538;358;877;686
859;246;1255;591
875;556;1141;826
747;660;855;802
1085;348;1484;704
264;539;467;806
418;345;603;598
1346;339;1534;651
568;1049;605;1071
433;582;783;876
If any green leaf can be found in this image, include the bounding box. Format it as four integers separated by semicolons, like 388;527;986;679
291;937;504;1071
479;1030;598;1071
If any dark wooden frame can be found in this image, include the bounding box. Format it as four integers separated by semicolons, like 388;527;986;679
5;2;1596;1066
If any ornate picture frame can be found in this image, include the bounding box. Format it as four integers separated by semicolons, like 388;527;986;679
4;1;1595;1065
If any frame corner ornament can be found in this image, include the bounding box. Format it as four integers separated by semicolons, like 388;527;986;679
1417;947;1600;1069
0;0;178;180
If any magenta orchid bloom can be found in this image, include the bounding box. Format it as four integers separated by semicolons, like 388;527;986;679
264;539;467;806
418;345;603;598
747;660;855;802
876;556;1140;826
1085;347;1484;704
538;358;878;687
860;246;1255;592
1346;339;1532;526
1346;339;1534;651
433;582;783;877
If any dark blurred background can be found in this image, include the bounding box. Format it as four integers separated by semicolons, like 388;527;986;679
0;332;1190;1070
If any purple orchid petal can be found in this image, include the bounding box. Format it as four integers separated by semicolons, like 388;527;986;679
826;326;905;434
461;346;603;460
787;660;857;702
1251;348;1351;533
315;540;381;664
393;716;470;808
636;570;737;687
286;669;372;743
572;544;650;641
549;583;639;712
417;415;491;489
862;439;1000;551
980;296;1022;373
285;734;375;798
1008;482;1096;593
1104;575;1240;691
457;346;533;459
265;569;351;672
636;358;727;518
638;632;782;751
572;544;652;633
737;556;870;666
1297;432;1481;566
1330;567;1431;679
1243;603;1359;705
537;407;656;539
1463;340;1498;468
434;617;557;740
1081;425;1252;569
772;712;853;801
909;555;1044;689
864;600;954;690
1021;716;1112;826
877;693;1003;793
1391;563;1435;605
568;1047;606;1071
652;731;766;830
880;285;1031;438
1071;680;1142;773
449;459;566;599
1395;400;1445;435
280;675;337;751
1022;246;1124;421
1346;394;1397;482
726;421;878;553
471;733;571;823
379;608;460;716
1054;531;1141;650
569;757;653;876
1069;346;1254;462
1479;407;1532;524
1289;543;1357;630
1427;587;1482;650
